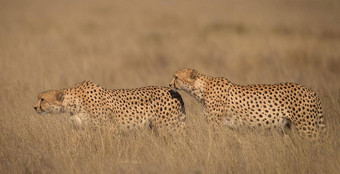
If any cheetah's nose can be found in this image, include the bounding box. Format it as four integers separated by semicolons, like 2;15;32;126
34;107;37;111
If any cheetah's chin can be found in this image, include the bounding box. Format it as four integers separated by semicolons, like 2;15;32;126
170;88;179;92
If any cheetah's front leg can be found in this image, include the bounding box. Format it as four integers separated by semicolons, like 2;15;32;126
203;107;226;129
69;113;88;128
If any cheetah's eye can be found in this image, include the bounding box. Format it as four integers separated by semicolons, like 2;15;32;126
41;98;45;102
174;76;178;79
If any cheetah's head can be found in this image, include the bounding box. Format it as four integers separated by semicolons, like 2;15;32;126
34;90;64;115
169;68;198;92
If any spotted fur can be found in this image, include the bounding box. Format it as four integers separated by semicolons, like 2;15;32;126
34;81;186;133
169;68;325;138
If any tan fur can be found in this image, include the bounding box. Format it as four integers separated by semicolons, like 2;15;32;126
34;81;186;133
169;68;326;139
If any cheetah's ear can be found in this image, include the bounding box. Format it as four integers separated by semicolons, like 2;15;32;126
190;69;198;79
56;91;64;102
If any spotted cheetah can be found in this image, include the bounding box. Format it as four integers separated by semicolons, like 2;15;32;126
169;68;325;138
34;81;186;133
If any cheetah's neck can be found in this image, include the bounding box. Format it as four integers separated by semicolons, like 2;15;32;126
186;76;207;103
60;88;84;116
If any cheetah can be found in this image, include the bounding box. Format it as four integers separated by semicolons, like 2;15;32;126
34;81;186;133
169;68;325;138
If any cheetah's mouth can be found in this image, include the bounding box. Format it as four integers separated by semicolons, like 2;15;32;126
35;109;44;115
169;83;178;91
35;105;47;115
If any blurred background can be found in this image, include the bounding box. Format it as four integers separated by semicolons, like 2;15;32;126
1;0;339;90
0;0;339;173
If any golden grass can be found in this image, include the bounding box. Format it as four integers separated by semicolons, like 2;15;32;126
0;0;339;173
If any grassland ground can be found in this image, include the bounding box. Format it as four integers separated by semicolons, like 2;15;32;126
0;0;339;173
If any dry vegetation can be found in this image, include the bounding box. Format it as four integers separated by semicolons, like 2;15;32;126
0;0;339;173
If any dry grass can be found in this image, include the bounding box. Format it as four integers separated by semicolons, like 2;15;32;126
0;0;339;173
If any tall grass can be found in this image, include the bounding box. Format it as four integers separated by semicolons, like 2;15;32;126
0;0;339;173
